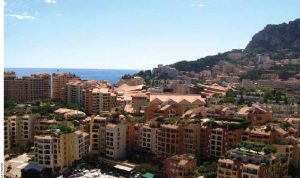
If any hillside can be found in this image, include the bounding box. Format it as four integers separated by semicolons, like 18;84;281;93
245;18;300;52
123;18;300;78
168;18;300;72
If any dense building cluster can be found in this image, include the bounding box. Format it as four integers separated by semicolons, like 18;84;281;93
4;69;300;178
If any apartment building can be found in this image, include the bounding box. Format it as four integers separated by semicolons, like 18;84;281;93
5;114;38;150
34;119;58;134
269;104;299;118
54;108;86;120
34;130;89;171
74;130;90;160
242;126;275;144
145;102;184;120
156;124;184;158
145;94;205;120
217;146;289;178
105;122;128;160
241;78;300;90
67;80;83;105
164;154;196;178
66;80;113;114
199;118;247;159
132;93;148;111
284;118;300;137
52;73;80;103
4;119;10;151
183;124;200;156
152;64;179;78
4;72;51;103
90;116;107;155
197;83;229;97
92;88;116;114
205;105;237;118
238;104;272;124
139;122;159;153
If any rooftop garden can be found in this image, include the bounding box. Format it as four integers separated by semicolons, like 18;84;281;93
156;117;179;125
204;117;251;129
68;114;85;121
235;141;277;154
36;122;75;135
4;100;83;117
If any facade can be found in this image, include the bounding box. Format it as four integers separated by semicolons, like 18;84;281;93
238;104;272;125
284;118;300;137
139;122;159;153
145;94;205;120
34;130;89;171
156;124;184;158
4;119;10;151
199;118;247;159
66;80;113;114
52;73;80;103
105;122;128;160
92;88;116;114
4;72;51;103
67;80;83;105
164;154;197;178
242;127;275;144
5;114;37;150
132;93;148;111
90;116;107;155
183;124;200;156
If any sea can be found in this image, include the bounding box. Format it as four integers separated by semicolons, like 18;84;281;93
5;68;139;84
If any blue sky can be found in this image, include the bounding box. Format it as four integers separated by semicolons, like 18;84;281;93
4;0;300;69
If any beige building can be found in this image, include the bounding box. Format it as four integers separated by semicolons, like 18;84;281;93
52;73;80;103
92;88;116;114
4;119;10;151
67;80;83;105
5;114;37;151
66;80;113;114
132;93;148;111
105;122;127;160
139;122;158;153
90;116;107;155
34;130;89;171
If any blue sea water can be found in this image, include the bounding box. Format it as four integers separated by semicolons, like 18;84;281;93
5;68;139;84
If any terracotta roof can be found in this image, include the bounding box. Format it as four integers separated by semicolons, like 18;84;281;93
54;108;74;114
237;106;251;115
116;84;145;92
160;104;171;111
132;92;147;98
92;87;110;93
275;127;288;135
252;104;267;113
150;94;205;104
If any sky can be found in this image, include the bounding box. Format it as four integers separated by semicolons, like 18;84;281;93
4;0;300;70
